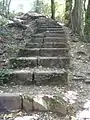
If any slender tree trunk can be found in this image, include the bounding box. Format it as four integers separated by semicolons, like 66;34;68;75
71;0;84;37
35;0;40;13
51;0;55;20
84;0;90;42
65;0;72;27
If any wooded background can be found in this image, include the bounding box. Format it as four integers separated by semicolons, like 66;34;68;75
0;0;90;42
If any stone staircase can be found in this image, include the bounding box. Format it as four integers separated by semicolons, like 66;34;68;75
0;16;71;116
6;17;70;85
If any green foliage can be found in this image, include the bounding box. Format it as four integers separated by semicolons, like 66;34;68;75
0;69;10;84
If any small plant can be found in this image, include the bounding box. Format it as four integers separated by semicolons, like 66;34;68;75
0;69;10;85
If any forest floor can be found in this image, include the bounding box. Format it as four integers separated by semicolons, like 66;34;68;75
0;14;90;119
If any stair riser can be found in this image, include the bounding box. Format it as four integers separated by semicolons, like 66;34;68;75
38;25;62;28
18;49;39;57
25;43;42;48
30;37;66;43
39;49;69;57
44;38;66;43
18;49;69;57
42;43;67;48
34;72;68;85
38;58;70;69
0;94;22;113
8;72;33;85
25;43;67;48
9;57;70;69
30;38;44;43
4;70;67;85
45;33;65;37
9;58;37;69
38;28;63;32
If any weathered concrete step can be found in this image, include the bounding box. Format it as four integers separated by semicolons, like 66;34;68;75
38;57;70;69
32;31;65;38
0;93;22;113
34;68;67;85
9;57;38;69
30;37;44;43
0;93;67;115
38;25;62;28
9;57;70;69
36;20;61;26
44;37;66;42
25;42;68;48
25;43;42;48
42;42;68;48
18;48;69;57
31;33;44;38
4;69;33;85
30;37;66;43
45;32;65;37
2;69;67;85
38;27;63;32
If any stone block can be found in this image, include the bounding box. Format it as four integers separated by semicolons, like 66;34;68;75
18;48;39;57
39;48;69;57
34;69;68;85
9;70;33;85
9;57;37;69
38;57;70;69
22;95;33;112
0;93;22;113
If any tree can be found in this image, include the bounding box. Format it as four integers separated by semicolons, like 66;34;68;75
65;0;72;27
84;0;90;42
33;0;42;13
71;0;84;37
0;0;11;16
51;0;55;19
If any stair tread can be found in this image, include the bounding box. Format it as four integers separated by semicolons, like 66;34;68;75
8;68;66;74
10;56;70;60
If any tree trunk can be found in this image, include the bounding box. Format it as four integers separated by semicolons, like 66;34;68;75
84;0;90;42
71;0;84;37
65;0;72;27
51;0;55;20
35;0;40;13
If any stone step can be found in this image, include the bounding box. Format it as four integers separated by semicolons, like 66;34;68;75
34;68;67;85
0;93;22;113
38;57;70;69
29;37;66;43
9;57;70;69
31;33;44;38
45;32;65;37
4;69;33;85
38;25;62;28
42;42;68;48
30;37;44;43
2;69;67;85
18;48;69;57
38;27;63;32
25;42;68;48
36;21;61;26
44;37;66;42
0;93;67;115
25;43;42;48
9;57;38;69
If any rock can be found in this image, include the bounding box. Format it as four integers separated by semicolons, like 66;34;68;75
23;95;33;112
33;95;67;115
